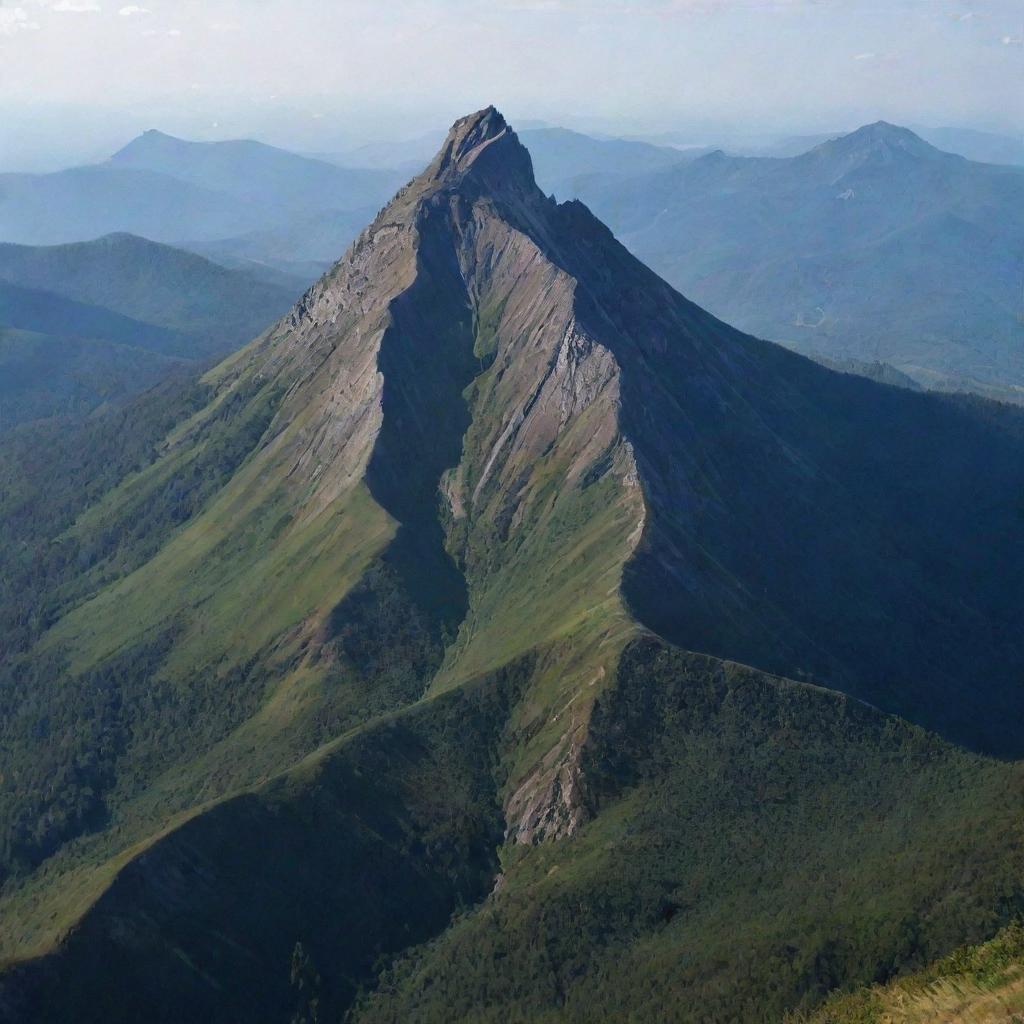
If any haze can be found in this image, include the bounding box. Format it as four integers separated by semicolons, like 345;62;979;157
1;0;1021;170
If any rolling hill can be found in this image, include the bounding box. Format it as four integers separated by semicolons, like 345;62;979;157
561;121;1024;395
0;234;300;427
0;108;1022;1023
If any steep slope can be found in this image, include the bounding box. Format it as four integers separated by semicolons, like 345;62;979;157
352;643;1024;1024
1;108;1023;1023
184;126;692;282
564;122;1024;394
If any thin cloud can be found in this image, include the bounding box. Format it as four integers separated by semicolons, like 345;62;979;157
51;0;101;10
0;7;40;34
118;5;151;15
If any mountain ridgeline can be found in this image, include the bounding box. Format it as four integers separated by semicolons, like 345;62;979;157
1;109;1023;1023
562;121;1024;398
0;131;404;281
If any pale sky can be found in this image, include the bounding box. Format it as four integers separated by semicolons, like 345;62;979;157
1;0;1021;169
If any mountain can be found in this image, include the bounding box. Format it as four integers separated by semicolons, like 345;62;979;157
766;125;1024;166
518;126;702;195
0;234;300;427
187;128;704;283
0;132;403;250
322;129;449;171
1;108;1023;1023
109;129;403;214
185;207;373;285
0;233;300;357
0;327;186;429
0;165;266;246
0;278;183;355
917;125;1024;168
561;121;1024;395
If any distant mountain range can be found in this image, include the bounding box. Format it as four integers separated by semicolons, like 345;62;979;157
2;108;1024;1024
2;120;1022;404
559;121;1024;395
0;233;299;427
0;131;404;278
519;127;710;195
630;123;1024;166
190;127;706;278
107;129;399;214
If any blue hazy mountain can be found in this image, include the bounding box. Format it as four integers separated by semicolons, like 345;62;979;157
561;122;1024;395
518;127;708;194
0;131;404;249
108;130;403;214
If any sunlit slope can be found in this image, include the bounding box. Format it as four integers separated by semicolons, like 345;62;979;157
794;925;1024;1024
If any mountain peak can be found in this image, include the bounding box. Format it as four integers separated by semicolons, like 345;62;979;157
444;105;508;158
110;128;191;163
420;105;537;194
808;120;941;163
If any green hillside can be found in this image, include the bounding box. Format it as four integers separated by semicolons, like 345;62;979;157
0;234;298;360
1;108;1023;1024
793;924;1024;1023
0;235;299;429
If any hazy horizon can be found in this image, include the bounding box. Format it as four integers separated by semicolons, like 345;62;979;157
1;0;1022;171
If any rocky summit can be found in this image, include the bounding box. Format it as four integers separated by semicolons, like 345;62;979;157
1;108;1023;1023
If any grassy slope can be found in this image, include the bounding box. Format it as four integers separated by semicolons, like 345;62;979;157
0;662;532;1023
8;631;1022;1024
0;175;648;994
0;345;397;941
794;924;1024;1023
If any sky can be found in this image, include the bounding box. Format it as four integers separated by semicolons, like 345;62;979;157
0;0;1021;169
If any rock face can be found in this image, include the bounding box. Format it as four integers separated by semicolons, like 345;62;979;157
3;107;1024;1023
